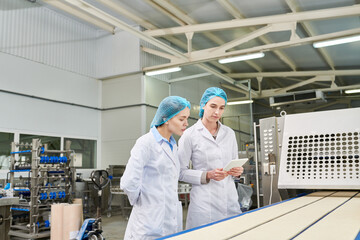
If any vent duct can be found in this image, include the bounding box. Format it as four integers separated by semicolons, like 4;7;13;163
269;90;326;107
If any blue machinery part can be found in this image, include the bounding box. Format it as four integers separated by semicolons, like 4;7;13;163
49;192;57;199
10;169;31;172
40;191;65;200
10;150;31;154
11;147;44;154
11;207;30;212
58;191;66;199
40;193;48;200
40;156;68;164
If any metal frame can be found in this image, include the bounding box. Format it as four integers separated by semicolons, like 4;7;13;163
8;139;76;239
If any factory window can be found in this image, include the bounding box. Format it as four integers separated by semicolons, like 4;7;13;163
0;132;14;170
20;134;61;150
64;138;96;169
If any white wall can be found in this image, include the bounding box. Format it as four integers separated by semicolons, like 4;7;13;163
0;52;100;108
96;30;141;79
0;0;142;79
101;73;144;167
145;76;170;130
0;52;101;136
0;0;98;77
0;52;102;175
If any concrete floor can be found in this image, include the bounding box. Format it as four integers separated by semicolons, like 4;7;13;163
102;206;188;239
102;214;128;240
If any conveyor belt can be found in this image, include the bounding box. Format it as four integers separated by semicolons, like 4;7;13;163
159;191;360;240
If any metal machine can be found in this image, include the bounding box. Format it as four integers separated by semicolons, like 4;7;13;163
0;196;19;240
7;139;76;239
106;165;131;218
255;107;360;206
160;107;360;239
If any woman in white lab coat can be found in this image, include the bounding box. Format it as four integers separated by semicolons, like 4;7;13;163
120;96;191;240
178;87;243;229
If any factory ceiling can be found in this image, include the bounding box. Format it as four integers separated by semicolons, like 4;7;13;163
39;0;360;106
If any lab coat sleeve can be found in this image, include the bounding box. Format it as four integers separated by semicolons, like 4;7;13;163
120;139;148;206
232;131;239;160
178;132;203;185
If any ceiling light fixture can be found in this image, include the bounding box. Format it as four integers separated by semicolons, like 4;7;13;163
145;67;181;76
345;89;360;94
313;34;360;48
227;100;254;105
218;52;265;64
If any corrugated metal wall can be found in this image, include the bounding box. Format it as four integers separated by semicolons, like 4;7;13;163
140;39;171;82
0;0;98;77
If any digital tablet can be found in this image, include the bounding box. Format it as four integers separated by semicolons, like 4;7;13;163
223;158;248;171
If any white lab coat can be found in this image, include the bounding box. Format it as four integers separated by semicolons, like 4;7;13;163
178;119;241;229
120;130;183;240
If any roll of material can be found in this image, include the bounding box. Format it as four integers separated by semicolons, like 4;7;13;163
63;204;82;240
50;204;64;240
73;198;84;222
51;203;83;240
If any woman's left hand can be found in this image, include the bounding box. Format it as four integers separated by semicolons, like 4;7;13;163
227;167;244;177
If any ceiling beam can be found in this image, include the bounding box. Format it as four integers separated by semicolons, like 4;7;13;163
285;0;349;87
43;0;115;33
230;84;360;100
84;0;249;93
151;0;262;72
286;0;335;69
216;0;297;71
210;22;296;55
96;0;155;29
143;27;360;71
168;73;212;83
197;63;258;96
227;69;360;78
142;1;232;72
62;0;188;62
284;77;330;87
145;4;360;36
274;75;335;93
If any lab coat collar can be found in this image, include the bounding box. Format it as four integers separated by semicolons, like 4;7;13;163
150;126;176;149
195;119;223;144
150;127;177;166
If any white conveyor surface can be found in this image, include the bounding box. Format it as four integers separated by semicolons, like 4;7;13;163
158;191;360;240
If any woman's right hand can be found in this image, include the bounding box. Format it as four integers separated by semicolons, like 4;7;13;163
206;168;228;181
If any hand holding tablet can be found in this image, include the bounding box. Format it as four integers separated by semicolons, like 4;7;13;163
223;158;248;171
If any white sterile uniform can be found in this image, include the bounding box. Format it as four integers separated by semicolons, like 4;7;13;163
178;119;241;229
120;127;183;240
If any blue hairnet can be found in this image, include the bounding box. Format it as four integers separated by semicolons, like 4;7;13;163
199;87;227;117
150;96;191;128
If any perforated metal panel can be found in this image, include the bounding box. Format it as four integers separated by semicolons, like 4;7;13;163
278;107;360;189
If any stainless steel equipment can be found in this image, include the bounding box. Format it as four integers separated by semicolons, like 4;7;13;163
7;139;76;239
0;197;19;240
254;107;360;207
278;108;360;190
106;165;131;218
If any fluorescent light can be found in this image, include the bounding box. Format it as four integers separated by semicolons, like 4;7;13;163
219;52;265;64
345;89;360;94
145;67;181;76
227;100;253;105
313;34;360;48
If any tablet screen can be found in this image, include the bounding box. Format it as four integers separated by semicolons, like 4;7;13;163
223;158;248;171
